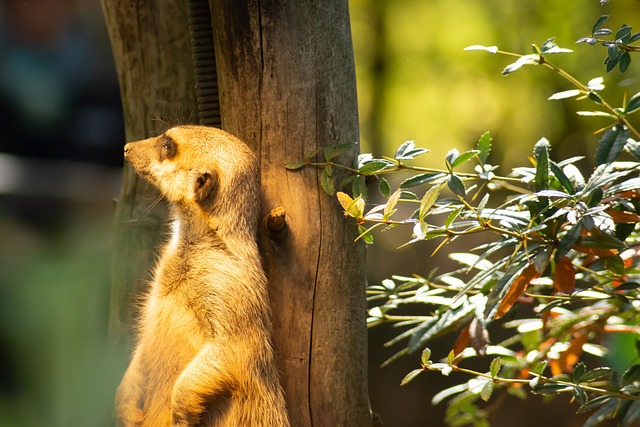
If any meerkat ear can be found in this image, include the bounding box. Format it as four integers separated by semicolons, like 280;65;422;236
194;170;219;207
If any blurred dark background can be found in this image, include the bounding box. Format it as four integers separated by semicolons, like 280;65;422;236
0;0;639;426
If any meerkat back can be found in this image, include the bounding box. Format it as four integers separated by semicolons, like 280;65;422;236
115;126;289;427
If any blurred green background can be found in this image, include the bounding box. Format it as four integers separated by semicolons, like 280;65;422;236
1;1;639;426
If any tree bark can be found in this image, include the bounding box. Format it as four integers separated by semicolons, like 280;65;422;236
102;0;371;425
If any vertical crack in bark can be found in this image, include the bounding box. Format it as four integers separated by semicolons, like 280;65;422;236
308;88;322;427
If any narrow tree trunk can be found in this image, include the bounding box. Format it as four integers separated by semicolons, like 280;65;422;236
102;0;371;425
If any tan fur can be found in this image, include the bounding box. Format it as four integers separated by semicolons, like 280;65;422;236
116;126;289;427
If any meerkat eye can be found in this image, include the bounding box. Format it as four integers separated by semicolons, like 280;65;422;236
160;136;177;160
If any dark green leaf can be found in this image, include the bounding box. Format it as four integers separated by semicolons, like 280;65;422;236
285;161;306;170
451;150;480;169
586;187;604;208
625;93;640;114
400;173;446;189
575;234;626;250
477;132;492;164
532;383;570;395
616;25;633;41
572;386;588;405
631;32;640;43
574;362;587;383
550;161;575;194
448;174;466;197
352;175;368;200
400;369;423;386
592;15;609;34
583;397;619;427
580;367;614;383
336;174;356;190
636;339;640;358
379;177;390;198
556;223;583;261
622;364;640;386
608;43;620;61
619;52;632;73
615;282;640;291
606;52;620;73
595;126;629;165
400;190;418;200
604;255;625;275
359;161;389;175
320;167;335;196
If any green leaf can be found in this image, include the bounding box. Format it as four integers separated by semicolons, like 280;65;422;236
490;357;502;378
320;167;335;196
592;15;609;34
573;362;587;383
625;92;640;114
384;189;402;218
580;367;614;383
285;161;306;170
352;175;368;200
532;383;570;395
572;386;588;405
419;183;444;220
357;224;374;245
477;132;492;164
556;223;582;261
400;173;446;189
604;255;625;275
359;161;389;175
448;174;466;198
451;150;480;169
379;177;391;198
622;364;640;386
616;25;633;41
575;234;626;250
480;380;494;402
619;52;631;73
445;207;463;228
595;126;629;165
400;369;423;386
550;161;575;194
534;138;550;192
421;348;432;365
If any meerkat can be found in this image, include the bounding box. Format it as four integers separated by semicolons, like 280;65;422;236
115;125;290;427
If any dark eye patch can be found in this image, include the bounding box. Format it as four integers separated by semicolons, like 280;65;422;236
160;135;178;160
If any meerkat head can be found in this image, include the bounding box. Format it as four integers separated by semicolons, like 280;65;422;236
124;126;260;234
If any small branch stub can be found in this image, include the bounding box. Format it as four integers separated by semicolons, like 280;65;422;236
264;206;287;235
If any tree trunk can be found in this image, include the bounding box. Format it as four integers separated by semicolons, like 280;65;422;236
102;0;371;425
